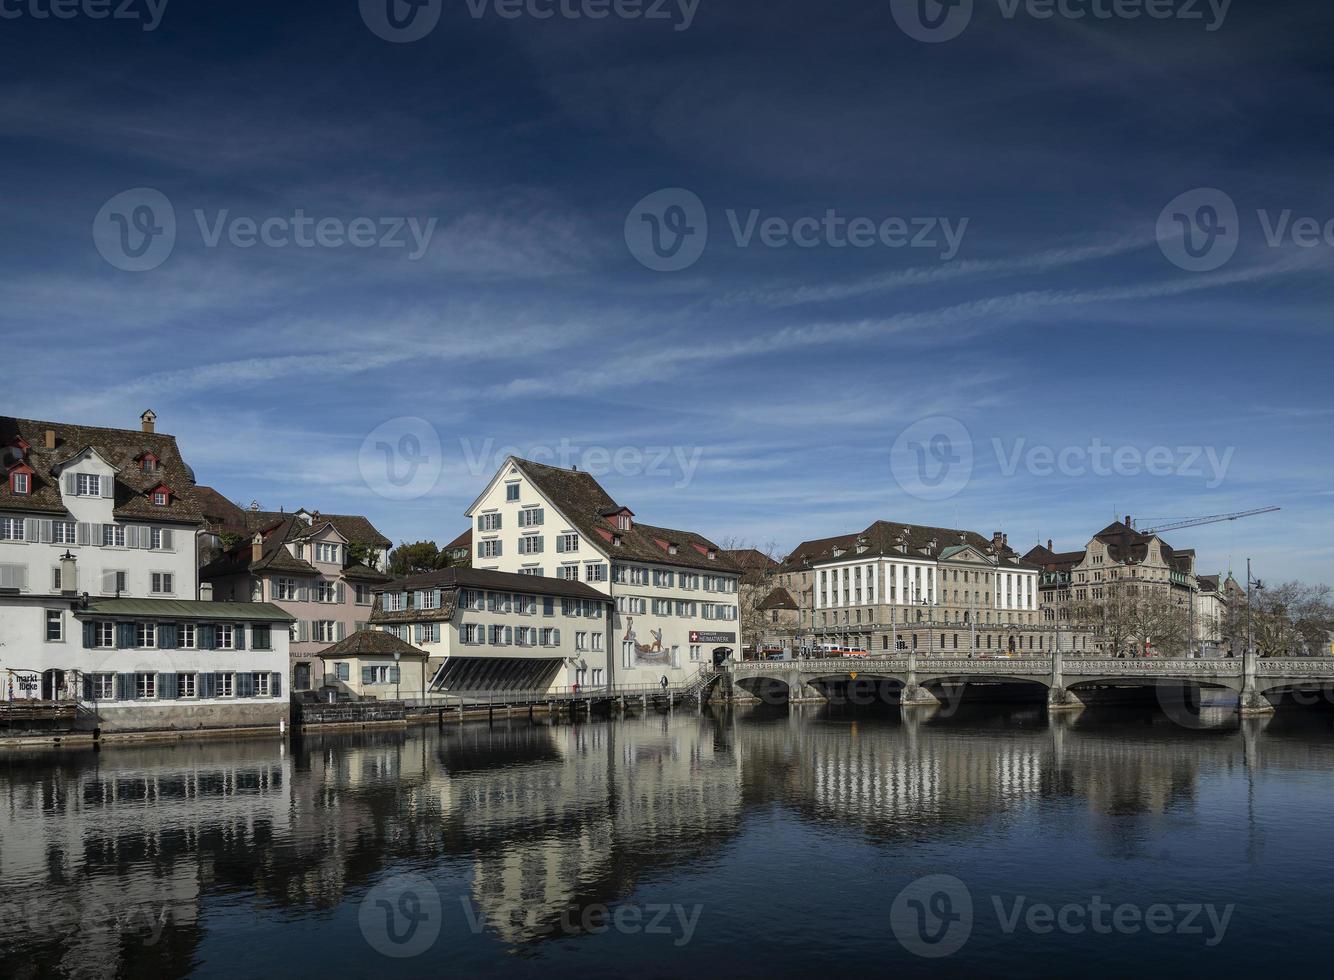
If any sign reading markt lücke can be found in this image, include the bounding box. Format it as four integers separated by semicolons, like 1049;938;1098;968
690;631;737;644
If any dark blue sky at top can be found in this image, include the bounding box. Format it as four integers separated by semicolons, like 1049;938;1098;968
1;0;1331;579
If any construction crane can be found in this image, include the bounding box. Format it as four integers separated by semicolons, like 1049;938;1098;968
1132;507;1280;535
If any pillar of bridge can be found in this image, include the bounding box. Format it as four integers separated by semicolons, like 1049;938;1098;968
786;669;823;703
901;650;942;710
1046;646;1082;713
1238;647;1276;717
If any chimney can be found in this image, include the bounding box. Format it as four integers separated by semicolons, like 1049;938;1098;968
59;551;78;596
992;531;1004;551
1125;515;1132;528
251;532;264;564
199;582;214;601
44;429;56;450
1047;538;1053;551
140;409;157;434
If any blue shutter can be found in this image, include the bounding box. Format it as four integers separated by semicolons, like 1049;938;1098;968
389;666;400;684
234;626;246;650
159;673;177;699
361;667;373;685
159;623;178;649
413;625;422;643
556;536;565;553
237;672;254;697
116;622;135;649
200;672;216;698
82;621;96;648
117;673;134;700
200;625;216;650
272;673;283;698
82;674;94;700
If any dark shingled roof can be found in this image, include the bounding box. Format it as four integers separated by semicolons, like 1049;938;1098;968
724;549;779;571
758;587;798;611
1;415;203;522
200;515;318;578
316;629;428;659
510;458;740;574
444;528;472;553
193;485;250;532
781;520;1030;571
373;566;611;603
78;599;294;622
290;512;391;548
1022;544;1085;571
1091;520;1188;569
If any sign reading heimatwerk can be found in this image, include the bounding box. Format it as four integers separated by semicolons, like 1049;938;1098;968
690;631;736;644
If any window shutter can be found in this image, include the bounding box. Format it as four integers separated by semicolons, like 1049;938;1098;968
234;626;246;650
115;622;133;649
389;666;400;684
82;674;94;700
361;667;373;685
336;582;345;604
125;526;139;549
272;672;283;698
552;629;560;645
159;673;177;699
101;476;113;499
298;620;309;642
24;518;37;541
82;621;95;648
159;623;177;649
64;473;76;495
161;528;174;551
335;621;345;641
201;624;217;650
413;624;422;643
200;672;216;698
76;523;89;546
556;537;565;553
237;672;254;698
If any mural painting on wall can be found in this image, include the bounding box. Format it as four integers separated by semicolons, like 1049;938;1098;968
622;617;670;666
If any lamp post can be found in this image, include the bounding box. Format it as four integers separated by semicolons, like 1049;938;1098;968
393;650;401;701
1246;560;1264;661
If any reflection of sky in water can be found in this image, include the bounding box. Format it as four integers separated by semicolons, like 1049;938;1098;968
2;708;1332;977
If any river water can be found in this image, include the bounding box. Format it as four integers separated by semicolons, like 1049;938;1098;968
2;703;1332;978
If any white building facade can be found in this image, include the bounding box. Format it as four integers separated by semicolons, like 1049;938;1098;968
464;457;741;686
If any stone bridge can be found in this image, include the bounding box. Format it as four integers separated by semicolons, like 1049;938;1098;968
724;651;1334;717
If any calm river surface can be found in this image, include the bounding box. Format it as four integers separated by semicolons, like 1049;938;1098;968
3;703;1333;978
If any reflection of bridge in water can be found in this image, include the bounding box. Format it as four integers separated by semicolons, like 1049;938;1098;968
726;652;1334;717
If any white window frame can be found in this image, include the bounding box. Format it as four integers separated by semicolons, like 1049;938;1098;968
95;621;114;648
254;672;271;697
54;521;76;544
136;622;157;649
76;473;100;497
151;572;173;595
103;525;126;548
217;672;235;698
178;673;197;698
218;624;235;650
92;674;115;700
45;609;63;642
179;623;196;649
12;473;29;494
136;672;156;699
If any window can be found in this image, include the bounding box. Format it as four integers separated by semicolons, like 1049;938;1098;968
0;518;24;541
355;584;373;604
477;540;503;559
51;567;63;591
92;674;115;700
462;624;484;645
576;631;588;651
12;473;29;494
479;513;502;531
45;610;63;642
179;623;196;649
151;572;173;595
54;521;76;544
518;507;544;527
149;527;170;550
506;483;520;501
136;673;156;699
178;673;197;698
520;567;544;576
316;543;339;563
415;623;441;644
592;668;603;686
315;621;337;643
136;622;156;648
518;535;544;555
95;621;114;648
152;491;167;506
690;645;701;661
76;473;100;496
270;578;294;600
253;673;271;697
586;563;607;582
218;624;235;649
557;534;579;553
217;673;235;698
102;525;126;548
591;633;603;651
252;625;272;651
336;662;350;680
316;580;337;603
558;565;579;581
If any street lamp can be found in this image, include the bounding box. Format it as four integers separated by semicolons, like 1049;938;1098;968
393;650;402;701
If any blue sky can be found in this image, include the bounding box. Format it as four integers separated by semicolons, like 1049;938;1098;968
1;0;1331;580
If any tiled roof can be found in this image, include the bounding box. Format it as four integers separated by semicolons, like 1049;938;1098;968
78;599;294;622
511;458;740;574
343;563;392;583
724;548;779;571
444;528;472;553
193;485;250;531
315;629;428;659
290;513;391;548
200;515;318;578
374;566;611;603
781;519;1027;571
758;587;798;611
1;415;204;523
1022;545;1085;570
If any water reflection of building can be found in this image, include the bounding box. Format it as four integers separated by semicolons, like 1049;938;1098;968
0;742;292;978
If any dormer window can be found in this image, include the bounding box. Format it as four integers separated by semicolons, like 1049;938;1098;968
153;491;167;506
9;468;31;495
74;473;101;497
138;452;159;474
668;544;678;555
617;514;631;531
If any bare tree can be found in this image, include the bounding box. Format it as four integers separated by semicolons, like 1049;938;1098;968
1250;581;1334;656
718;538;785;654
